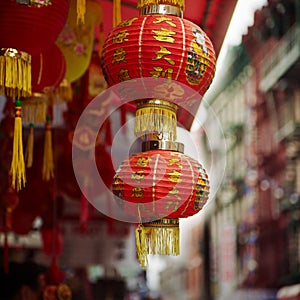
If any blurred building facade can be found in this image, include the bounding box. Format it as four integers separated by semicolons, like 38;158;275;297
160;0;300;299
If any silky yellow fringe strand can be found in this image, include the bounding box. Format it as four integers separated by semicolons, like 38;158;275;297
42;117;54;181
77;0;86;24
25;124;34;168
136;224;149;269
0;49;31;99
10;99;26;191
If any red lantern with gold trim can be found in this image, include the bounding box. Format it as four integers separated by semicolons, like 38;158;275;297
102;14;215;96
0;0;69;100
112;143;209;268
102;0;216;142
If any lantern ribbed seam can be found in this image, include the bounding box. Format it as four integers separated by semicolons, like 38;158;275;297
180;156;194;215
152;153;160;211
138;17;148;79
175;17;185;81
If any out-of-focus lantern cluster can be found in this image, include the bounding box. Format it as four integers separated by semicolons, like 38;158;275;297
102;0;216;267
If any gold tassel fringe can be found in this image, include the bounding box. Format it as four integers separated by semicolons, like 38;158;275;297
0;48;31;99
77;0;86;24
22;94;47;124
10;99;26;191
135;99;178;140
137;0;184;11
113;0;122;27
135;219;180;269
42;116;54;181
25;124;34;168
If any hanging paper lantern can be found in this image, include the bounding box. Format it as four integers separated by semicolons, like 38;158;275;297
56;0;102;83
102;14;215;96
0;0;69;55
31;44;66;94
0;0;69;99
101;0;216;140
112;145;209;267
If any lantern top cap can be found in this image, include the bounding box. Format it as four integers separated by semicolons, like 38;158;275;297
137;0;184;13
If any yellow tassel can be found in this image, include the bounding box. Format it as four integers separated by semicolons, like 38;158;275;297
147;225;180;256
77;0;86;24
10;99;26;191
25;124;34;168
136;224;149;269
135;99;178;140
22;94;47;124
137;0;184;11
42;116;54;181
135;219;180;269
0;48;31;99
113;0;122;27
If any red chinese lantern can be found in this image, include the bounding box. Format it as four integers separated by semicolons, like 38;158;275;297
0;0;69;99
0;0;69;55
112;144;209;267
102;0;216;140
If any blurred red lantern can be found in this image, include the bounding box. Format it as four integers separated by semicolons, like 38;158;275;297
31;44;66;94
0;0;69;99
0;0;69;55
112;145;209;267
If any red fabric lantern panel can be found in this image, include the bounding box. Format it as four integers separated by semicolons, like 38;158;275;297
112;150;209;221
31;44;66;93
102;15;216;97
0;0;69;55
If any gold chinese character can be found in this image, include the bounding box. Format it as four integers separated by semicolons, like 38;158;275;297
153;16;176;27
168;170;182;183
112;48;127;64
131;170;145;182
152;46;175;65
168;158;182;168
131;187;143;198
150;66;174;79
119;17;138;27
113;30;129;44
167;186;182;200
165;186;182;212
118;69;131;81
136;157;151;167
152;28;176;43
